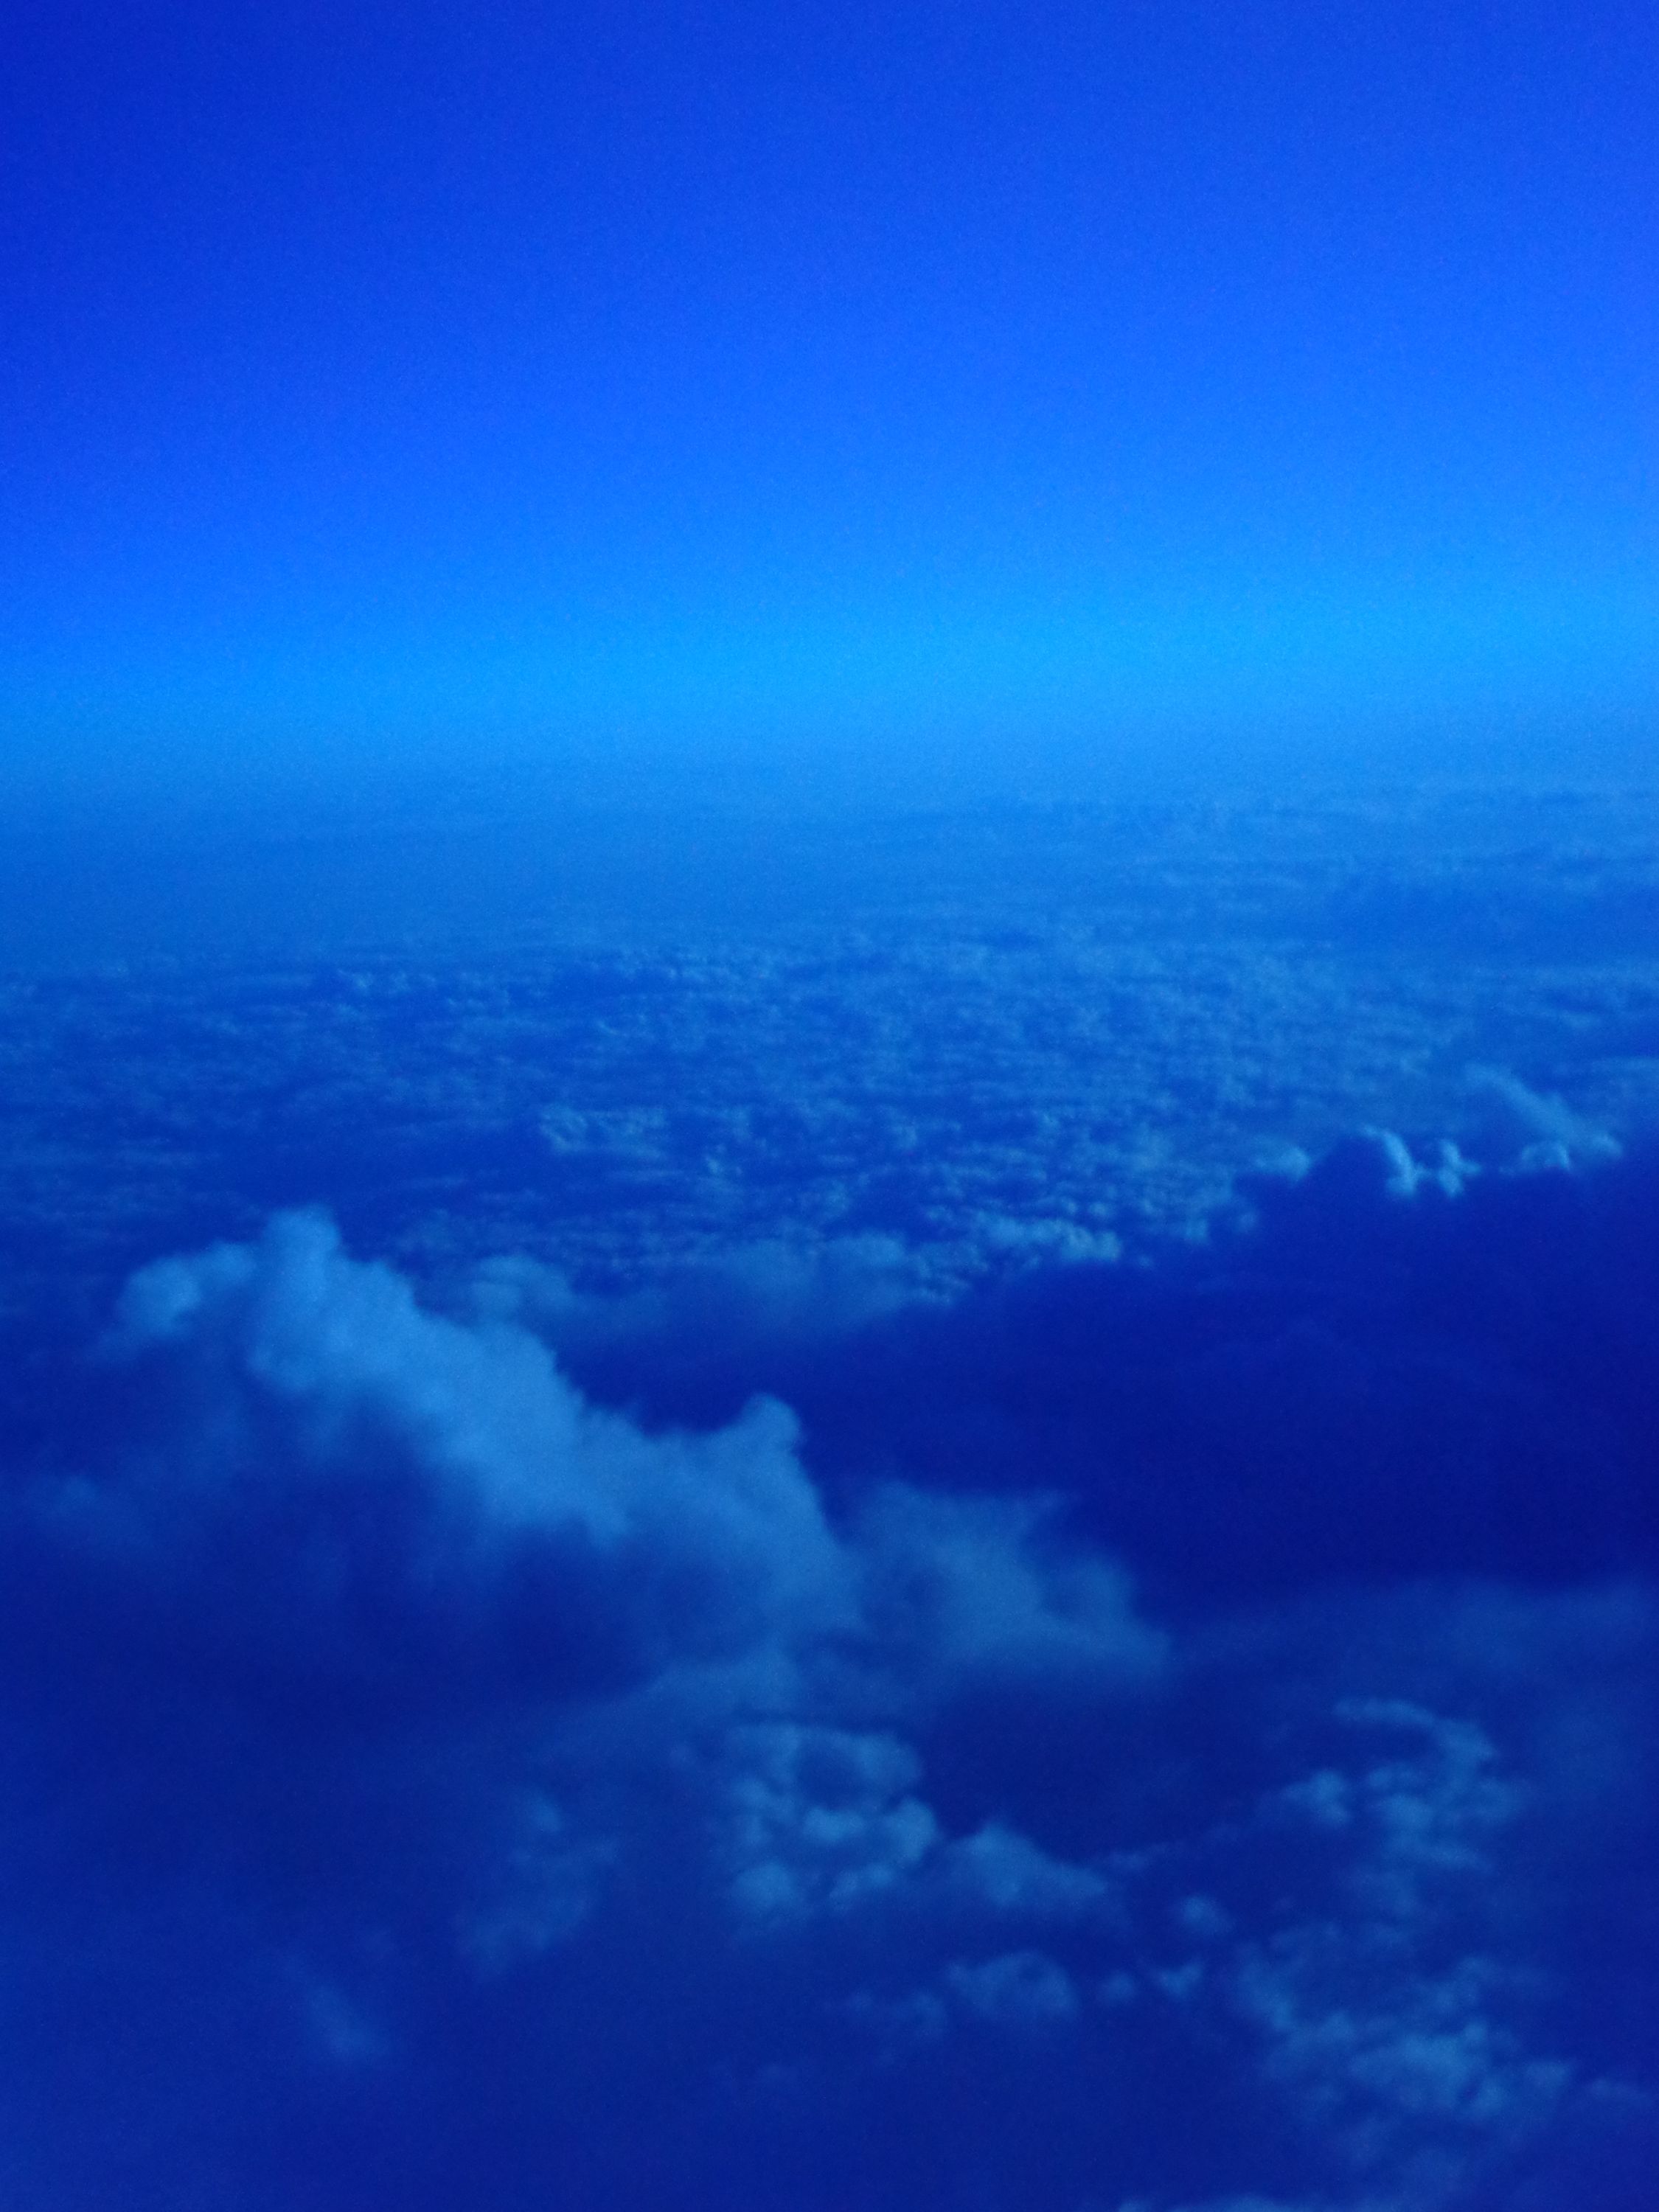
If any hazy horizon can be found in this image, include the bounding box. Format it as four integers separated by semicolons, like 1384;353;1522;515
4;0;1655;804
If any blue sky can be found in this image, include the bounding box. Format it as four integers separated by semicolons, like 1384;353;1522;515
3;0;1655;794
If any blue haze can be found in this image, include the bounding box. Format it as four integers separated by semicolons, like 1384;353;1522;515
1;0;1655;794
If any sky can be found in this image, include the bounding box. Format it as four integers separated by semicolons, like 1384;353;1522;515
1;0;1655;798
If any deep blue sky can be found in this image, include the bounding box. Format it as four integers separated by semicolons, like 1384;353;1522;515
3;0;1655;796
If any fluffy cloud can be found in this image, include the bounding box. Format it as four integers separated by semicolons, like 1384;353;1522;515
7;784;1659;1347
1;1133;1655;2208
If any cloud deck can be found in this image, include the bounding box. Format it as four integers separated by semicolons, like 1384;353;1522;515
0;790;1654;2210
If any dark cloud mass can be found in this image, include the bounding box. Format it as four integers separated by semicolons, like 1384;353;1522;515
531;1121;1659;1601
1;790;1656;2209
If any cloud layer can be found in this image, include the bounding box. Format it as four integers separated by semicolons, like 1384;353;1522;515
1;1124;1655;2209
7;785;1658;1352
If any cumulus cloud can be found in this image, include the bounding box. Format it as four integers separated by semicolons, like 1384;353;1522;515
0;1133;1656;2208
9;783;1658;1352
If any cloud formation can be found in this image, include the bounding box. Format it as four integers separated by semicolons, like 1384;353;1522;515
507;1117;1659;1605
7;785;1658;1352
1;1132;1655;2208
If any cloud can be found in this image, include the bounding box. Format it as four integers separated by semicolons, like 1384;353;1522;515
515;1121;1659;1608
0;1148;1655;2208
9;783;1659;1360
